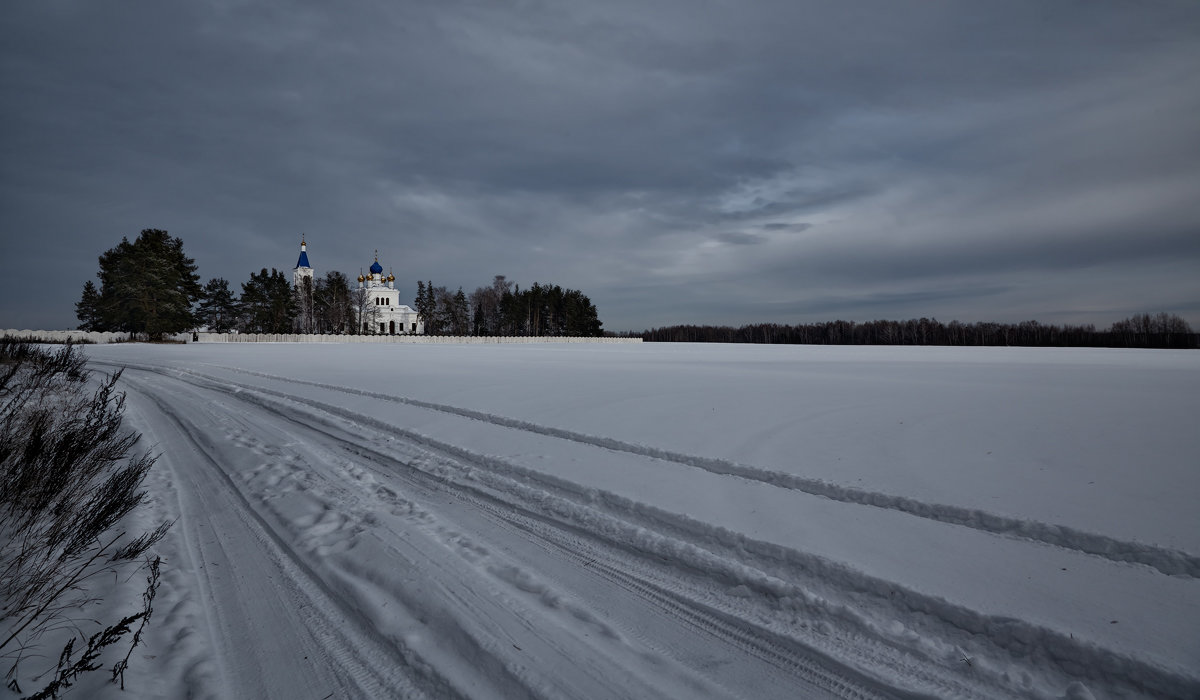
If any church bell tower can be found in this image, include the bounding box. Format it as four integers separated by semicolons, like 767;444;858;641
293;235;314;288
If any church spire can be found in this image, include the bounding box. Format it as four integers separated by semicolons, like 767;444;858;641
295;234;311;269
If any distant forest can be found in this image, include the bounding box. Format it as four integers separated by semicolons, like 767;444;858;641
636;313;1197;349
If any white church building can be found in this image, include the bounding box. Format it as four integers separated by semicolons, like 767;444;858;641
293;238;423;335
356;252;423;335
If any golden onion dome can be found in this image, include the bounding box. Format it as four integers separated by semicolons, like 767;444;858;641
357;274;365;283
387;273;395;282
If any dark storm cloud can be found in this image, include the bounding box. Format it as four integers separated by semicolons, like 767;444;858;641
762;223;813;233
2;0;1198;332
716;232;767;246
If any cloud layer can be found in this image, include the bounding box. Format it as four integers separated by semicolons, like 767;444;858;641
3;1;1198;331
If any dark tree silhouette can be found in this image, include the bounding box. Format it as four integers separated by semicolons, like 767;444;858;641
76;229;201;340
238;268;297;334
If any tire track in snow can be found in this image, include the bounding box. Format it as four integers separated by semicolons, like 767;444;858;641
119;365;736;700
213;385;853;698
100;365;1200;696
115;362;920;699
204;364;1200;580
120;371;448;700
436;447;1198;700
471;505;917;700
119;363;1200;699
252;375;1200;697
324;443;906;700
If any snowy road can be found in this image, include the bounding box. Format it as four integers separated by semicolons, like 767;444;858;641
81;344;1199;699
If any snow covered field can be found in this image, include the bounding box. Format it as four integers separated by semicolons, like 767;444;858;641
72;342;1199;699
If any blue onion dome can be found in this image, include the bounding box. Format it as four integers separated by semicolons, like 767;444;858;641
370;260;384;275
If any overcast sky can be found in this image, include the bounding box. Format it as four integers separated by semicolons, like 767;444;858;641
3;1;1199;332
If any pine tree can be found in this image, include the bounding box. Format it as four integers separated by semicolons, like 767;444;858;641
452;287;469;336
238;269;297;333
74;281;102;331
415;281;428;331
78;229;201;340
421;281;442;335
471;299;485;336
431;286;453;336
196;278;238;333
563;288;602;336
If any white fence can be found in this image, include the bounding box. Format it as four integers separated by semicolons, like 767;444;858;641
197;333;640;344
2;330;640;345
1;330;153;344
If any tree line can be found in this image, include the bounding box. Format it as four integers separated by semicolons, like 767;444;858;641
639;314;1197;349
416;276;603;337
76;229;604;338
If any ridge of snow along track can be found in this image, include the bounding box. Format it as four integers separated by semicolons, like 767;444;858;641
266;409;901;699
116;363;899;698
101;360;1200;699
120;365;682;699
107;361;903;699
317;410;1197;699
212;364;1198;579
118;373;442;699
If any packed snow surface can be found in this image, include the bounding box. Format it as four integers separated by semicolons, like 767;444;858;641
66;343;1199;699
